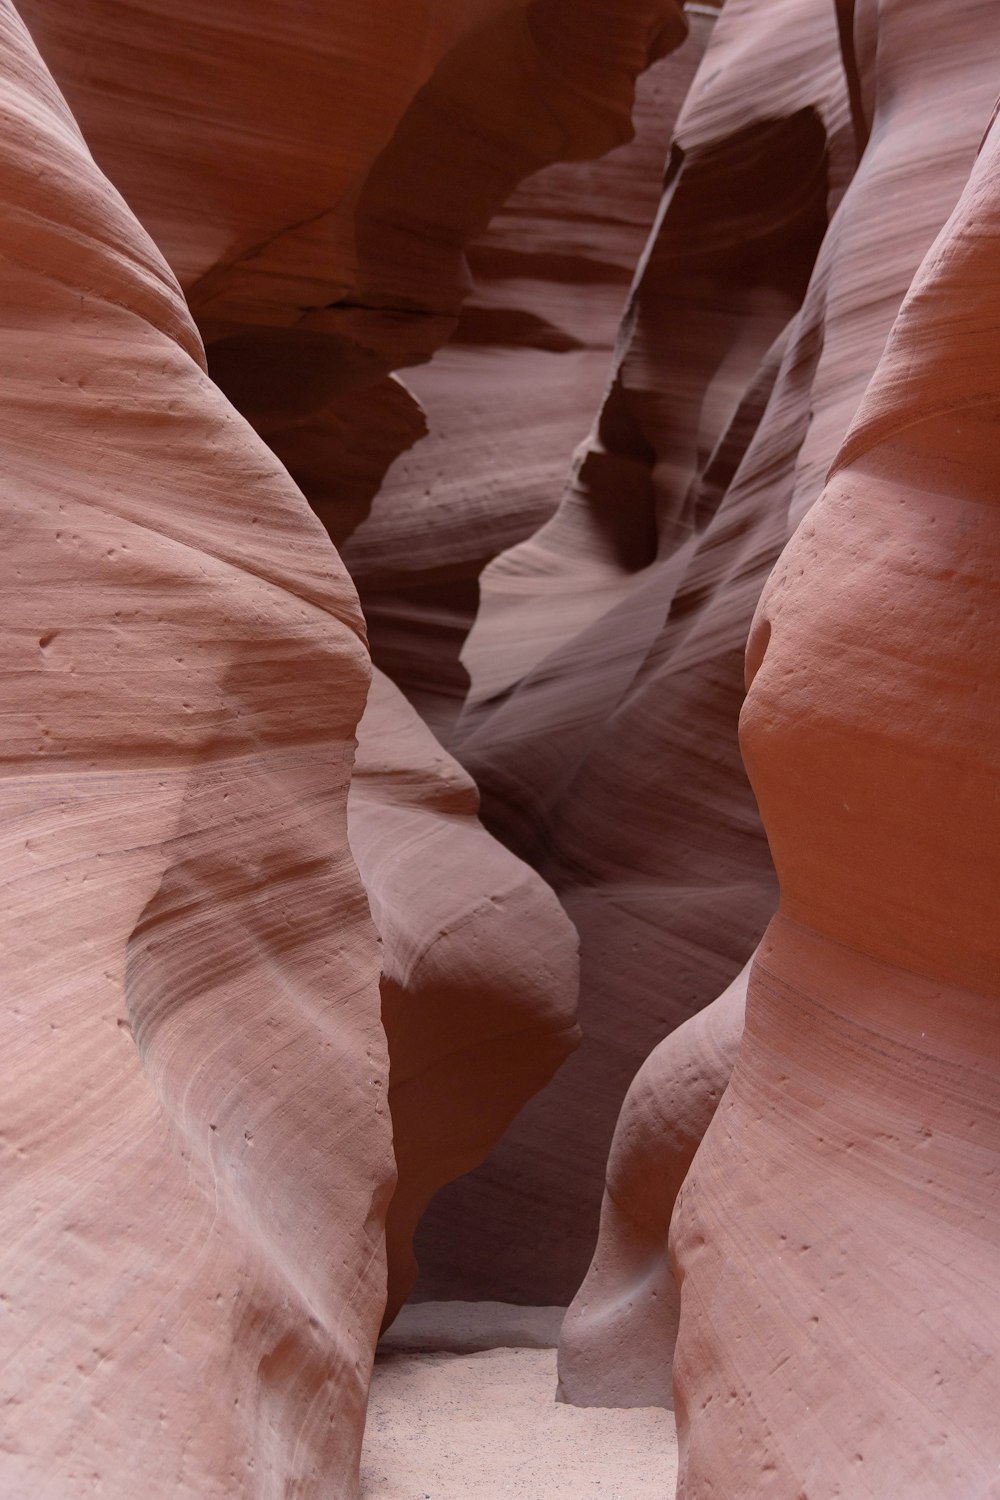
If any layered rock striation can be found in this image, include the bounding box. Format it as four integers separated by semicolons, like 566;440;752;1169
341;26;713;743
0;6;393;1494
19;0;689;549
423;0;852;1304
349;669;579;1325
673;87;1000;1491
558;0;1000;1416
13;0;660;1334
6;0;1000;1496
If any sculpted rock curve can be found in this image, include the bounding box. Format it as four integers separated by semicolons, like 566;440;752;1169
349;668;579;1324
433;0;850;1303
555;0;1000;1395
0;5;393;1495
672;47;1000;1499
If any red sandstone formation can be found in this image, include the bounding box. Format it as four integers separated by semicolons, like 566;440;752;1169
556;0;1000;1412
19;0;688;550
557;961;750;1408
341;32;711;743
8;0;1000;1494
673;93;1000;1492
349;669;579;1323
0;5;393;1494
422;0;852;1305
14;0;666;1326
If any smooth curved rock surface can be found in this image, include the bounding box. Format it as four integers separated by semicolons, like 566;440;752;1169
420;0;852;1306
0;6;394;1495
17;0;612;1336
342;24;715;743
20;0;688;550
672;62;1000;1500
557;961;748;1409
555;0;1000;1409
349;670;579;1324
9;0;1000;1493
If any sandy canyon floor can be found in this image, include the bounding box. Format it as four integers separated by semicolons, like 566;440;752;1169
362;1304;679;1498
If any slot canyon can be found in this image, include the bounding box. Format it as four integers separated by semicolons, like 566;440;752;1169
2;1;998;1496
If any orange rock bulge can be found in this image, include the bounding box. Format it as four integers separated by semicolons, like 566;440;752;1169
671;99;1000;1500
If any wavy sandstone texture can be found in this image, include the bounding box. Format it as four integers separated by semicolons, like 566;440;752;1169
0;6;394;1496
672;87;1000;1497
341;22;714;742
17;0;665;1320
557;961;750;1408
7;0;1000;1496
418;0;853;1305
349;669;579;1325
19;0;688;548
557;0;1000;1404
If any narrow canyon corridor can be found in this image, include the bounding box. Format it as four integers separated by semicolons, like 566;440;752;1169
3;1;999;1497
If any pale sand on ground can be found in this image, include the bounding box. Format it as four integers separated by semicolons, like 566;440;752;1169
362;1303;678;1498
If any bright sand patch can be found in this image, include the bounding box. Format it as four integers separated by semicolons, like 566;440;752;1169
361;1303;678;1498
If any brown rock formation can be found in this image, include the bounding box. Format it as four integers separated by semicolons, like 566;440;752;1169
19;0;688;550
557;0;1000;1412
557;961;749;1408
342;29;712;743
673;94;1000;1491
15;0;660;1323
0;5;393;1494
421;0;853;1305
349;669;579;1324
10;0;1000;1492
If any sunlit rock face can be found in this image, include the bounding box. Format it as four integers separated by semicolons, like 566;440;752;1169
551;0;1000;1394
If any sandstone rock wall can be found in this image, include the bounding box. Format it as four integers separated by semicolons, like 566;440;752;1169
349;668;579;1325
7;0;1000;1494
4;3;687;1490
14;0;697;1332
19;0;687;549
0;6;393;1493
673;84;1000;1489
417;0;853;1304
341;28;713;743
556;0;1000;1410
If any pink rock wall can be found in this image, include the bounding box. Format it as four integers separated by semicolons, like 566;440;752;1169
15;0;697;1328
7;0;1000;1493
6;3;683;1485
673;91;1000;1489
341;30;712;743
349;669;579;1324
557;0;1000;1414
419;0;853;1304
558;962;750;1408
19;0;688;549
0;5;393;1494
